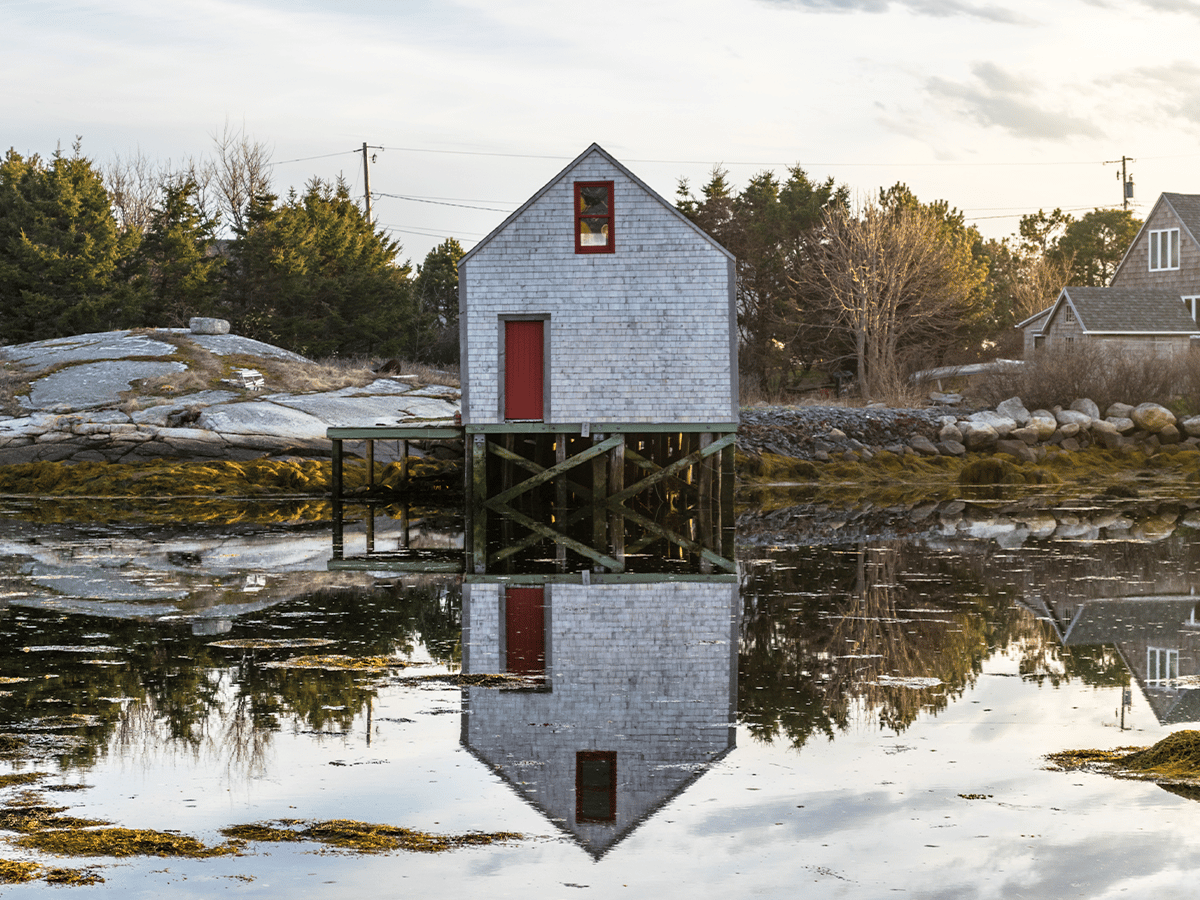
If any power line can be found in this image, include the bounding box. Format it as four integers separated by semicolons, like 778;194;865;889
270;149;359;166
374;192;513;212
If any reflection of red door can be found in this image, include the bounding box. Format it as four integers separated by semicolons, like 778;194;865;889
505;320;543;421
505;587;545;675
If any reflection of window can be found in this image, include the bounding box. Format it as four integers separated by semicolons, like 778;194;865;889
1150;229;1180;271
575;182;614;254
1148;647;1179;685
576;751;616;822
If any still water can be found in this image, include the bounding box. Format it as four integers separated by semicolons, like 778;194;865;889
3;496;1200;897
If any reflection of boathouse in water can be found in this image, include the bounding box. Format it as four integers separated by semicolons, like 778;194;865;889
1028;593;1200;724
460;577;738;857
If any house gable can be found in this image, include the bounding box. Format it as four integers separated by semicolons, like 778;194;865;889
1111;193;1200;294
458;144;738;426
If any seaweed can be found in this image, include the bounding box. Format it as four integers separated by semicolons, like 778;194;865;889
221;819;522;854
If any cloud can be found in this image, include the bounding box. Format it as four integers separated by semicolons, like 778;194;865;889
1111;61;1200;128
924;63;1104;140
759;0;1030;24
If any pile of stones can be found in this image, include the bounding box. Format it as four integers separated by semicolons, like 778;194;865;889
739;397;1200;463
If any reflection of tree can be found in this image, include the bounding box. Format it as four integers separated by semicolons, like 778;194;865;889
738;541;1066;748
0;579;461;773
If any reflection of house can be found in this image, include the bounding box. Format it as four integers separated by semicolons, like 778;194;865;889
1029;593;1200;724
1023;193;1200;358
460;578;738;857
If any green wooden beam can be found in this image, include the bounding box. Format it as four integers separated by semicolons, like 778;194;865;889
488;440;592;501
327;426;462;440
489;501;624;571
465;423;737;435
608;432;737;506
485;434;621;508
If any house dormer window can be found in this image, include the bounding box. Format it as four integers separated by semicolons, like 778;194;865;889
1184;296;1200;322
575;182;614;254
1150;228;1180;271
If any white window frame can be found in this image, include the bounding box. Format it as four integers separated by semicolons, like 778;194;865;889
1184;295;1200;323
1149;228;1180;271
1148;647;1179;685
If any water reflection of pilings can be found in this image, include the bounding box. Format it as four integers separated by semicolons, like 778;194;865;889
330;486;735;578
460;573;738;858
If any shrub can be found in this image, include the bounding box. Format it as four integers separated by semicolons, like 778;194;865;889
976;344;1192;411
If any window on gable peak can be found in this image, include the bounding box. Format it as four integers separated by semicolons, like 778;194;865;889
575;181;614;254
1150;228;1180;271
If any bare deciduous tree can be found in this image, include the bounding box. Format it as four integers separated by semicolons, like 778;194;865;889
211;121;272;234
802;199;987;398
107;150;215;236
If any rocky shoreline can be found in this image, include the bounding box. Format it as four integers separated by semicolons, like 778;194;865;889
739;396;1200;464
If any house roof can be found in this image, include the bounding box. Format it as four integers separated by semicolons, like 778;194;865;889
1112;192;1200;282
458;142;734;265
1046;285;1199;335
1016;307;1051;330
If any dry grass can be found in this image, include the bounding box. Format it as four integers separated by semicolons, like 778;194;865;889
0;357;28;417
976;344;1199;413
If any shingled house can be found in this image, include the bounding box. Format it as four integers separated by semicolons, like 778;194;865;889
1023;193;1200;357
457;143;737;425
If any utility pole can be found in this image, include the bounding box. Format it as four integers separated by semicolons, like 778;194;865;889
361;142;372;221
360;143;384;221
1105;156;1135;209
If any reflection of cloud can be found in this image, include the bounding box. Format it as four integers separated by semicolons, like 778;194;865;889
926;63;1104;140
759;0;1031;23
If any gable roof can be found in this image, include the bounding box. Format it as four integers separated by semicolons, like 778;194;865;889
1112;192;1200;282
1045;285;1199;335
459;142;734;264
1016;306;1051;331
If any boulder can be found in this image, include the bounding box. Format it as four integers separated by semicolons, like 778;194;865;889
1160;423;1182;445
1053;423;1081;440
966;410;1016;437
908;434;940;456
189;317;231;335
1131;402;1176;433
938;439;966;456
938;423;963;443
996;439;1037;463
1106;416;1136;434
1028;410;1058;439
960;421;998;449
1105;402;1134;419
1180;415;1200;438
995;397;1031;426
1069;398;1100;420
1009;425;1041;445
1055;409;1093;428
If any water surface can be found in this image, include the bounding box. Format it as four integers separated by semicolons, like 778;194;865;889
2;497;1200;897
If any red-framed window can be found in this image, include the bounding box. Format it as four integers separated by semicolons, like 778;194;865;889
575;181;614;254
576;751;617;822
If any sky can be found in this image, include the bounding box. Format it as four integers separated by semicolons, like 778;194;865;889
7;0;1200;266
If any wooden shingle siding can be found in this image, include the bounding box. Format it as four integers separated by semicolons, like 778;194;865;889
459;146;737;426
1112;196;1200;293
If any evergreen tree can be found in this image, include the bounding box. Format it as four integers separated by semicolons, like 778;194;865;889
0;142;139;343
412;237;464;363
223;177;416;358
134;176;220;327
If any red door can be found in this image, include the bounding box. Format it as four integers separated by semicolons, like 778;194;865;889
505;587;545;675
505;320;544;421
